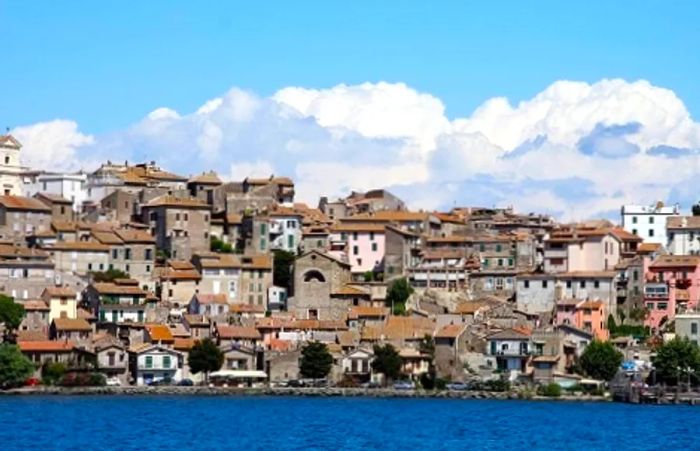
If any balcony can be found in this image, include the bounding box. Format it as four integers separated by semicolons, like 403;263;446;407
644;283;669;299
138;362;176;370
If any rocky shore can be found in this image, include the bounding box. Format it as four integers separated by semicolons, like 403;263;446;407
0;385;610;401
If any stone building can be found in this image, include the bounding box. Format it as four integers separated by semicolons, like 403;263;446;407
141;195;212;260
290;250;353;320
100;189;137;223
0;244;56;300
92;228;156;281
0;195;52;242
34;192;74;222
47;241;110;276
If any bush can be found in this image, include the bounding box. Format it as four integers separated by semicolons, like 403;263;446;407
537;383;562;397
41;362;67;386
420;372;435;390
435;378;448;390
483;378;510;392
61;372;106;387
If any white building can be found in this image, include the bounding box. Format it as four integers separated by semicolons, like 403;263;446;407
667;216;700;255
24;172;88;212
128;344;183;385
621;202;680;245
268;209;302;253
0;135;26;195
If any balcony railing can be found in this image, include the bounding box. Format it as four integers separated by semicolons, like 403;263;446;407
138;363;176;370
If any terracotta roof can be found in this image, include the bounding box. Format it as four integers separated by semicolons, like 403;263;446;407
650;255;700;269
194;293;228;305
169;260;195;270
0;245;50;259
53;318;92;331
157;267;201;281
268;206;303;218
559;271;616;278
92;231;124;245
43;287;77;298
269;338;293;352
638;243;662;253
16;330;48;341
230;303;266;314
51;220;79;232
610;227;643;242
173;338;196;351
49;241;110;252
344;211;429;222
578;300;604;310
92;282;147;296
239;255;273;270
348;306;389;319
330;223;386;233
488;328;531;340
361;316;434;341
145;195;210;209
196;253;240;269
454;302;488;315
426;236;471;244
188;171;222;185
0;195;51;212
435;324;467;339
77;308;96;320
145;324;175;342
18;341;75;352
35;192;72;204
0;134;21;148
255;317;285;329
280;319;348;331
216;325;261;340
20;300;49;311
667;216;700;229
332;285;370;296
114;229;155;243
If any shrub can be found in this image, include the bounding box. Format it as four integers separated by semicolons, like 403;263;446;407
435;378;448;390
537;383;562;397
483;378;510;392
41;362;67;386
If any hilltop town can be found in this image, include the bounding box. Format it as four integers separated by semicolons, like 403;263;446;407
0;132;697;391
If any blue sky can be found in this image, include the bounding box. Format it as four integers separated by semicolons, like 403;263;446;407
3;1;700;219
2;1;699;132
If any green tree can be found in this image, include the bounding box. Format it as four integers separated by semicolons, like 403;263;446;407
629;307;649;323
273;250;296;291
91;268;130;283
0;295;24;342
579;340;623;381
386;278;413;316
210;236;233;253
372;344;403;384
607;314;617;332
652;338;700;386
0;344;34;389
299;341;333;379
41;362;67;386
363;271;374;282
188;338;224;381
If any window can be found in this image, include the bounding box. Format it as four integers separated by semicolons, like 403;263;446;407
112;249;118;259
184;213;189;221
580;280;586;288
352;232;358;240
649;229;654;237
632;216;638;224
125;248;131;260
479;244;485;252
498;258;504;267
288;235;294;249
633;270;638;281
508;258;514;267
145;249;153;260
649;216;655;224
88;263;93;271
594;280;600;289
353;245;359;255
260;238;266;251
632;228;638;235
370;232;375;241
163;356;171;368
260;223;267;235
524;280;530;289
542;280;548;288
175;213;180;221
145;356;153;368
496;244;502;252
692;322;699;335
371;243;378;252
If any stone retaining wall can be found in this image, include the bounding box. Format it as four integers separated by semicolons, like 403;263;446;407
0;386;609;401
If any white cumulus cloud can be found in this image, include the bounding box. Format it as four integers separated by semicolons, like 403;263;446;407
11;79;700;220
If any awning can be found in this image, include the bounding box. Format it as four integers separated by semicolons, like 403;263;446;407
210;370;268;379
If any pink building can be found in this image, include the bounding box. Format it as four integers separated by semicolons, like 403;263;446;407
555;299;609;341
544;227;623;273
329;224;385;275
644;255;700;331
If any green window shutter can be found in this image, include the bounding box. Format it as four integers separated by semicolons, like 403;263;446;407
145;356;153;368
163;356;171;368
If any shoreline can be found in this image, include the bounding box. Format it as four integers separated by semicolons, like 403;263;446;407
0;386;611;401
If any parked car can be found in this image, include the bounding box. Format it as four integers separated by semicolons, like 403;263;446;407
106;377;122;387
177;379;194;386
360;381;381;389
445;382;469;391
393;380;414;390
148;378;171;387
288;379;305;388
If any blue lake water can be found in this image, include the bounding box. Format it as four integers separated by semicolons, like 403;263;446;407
0;396;695;450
